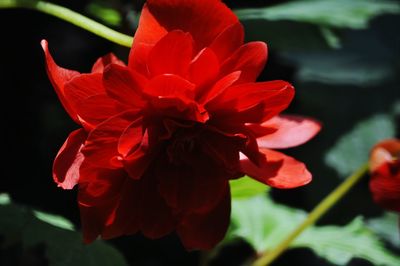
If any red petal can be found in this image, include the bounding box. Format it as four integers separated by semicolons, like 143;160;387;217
128;42;153;77
189;48;219;87
209;22;244;63
103;64;146;108
177;186;231;250
208;81;294;123
220;41;268;83
75;94;125;129
81;111;140;169
148;30;194;77
199;71;241;104
257;115;321;149
146;74;195;100
53;129;87;189
41;40;80;123
64;73;105;106
132;0;238;51
240;148;312;189
92;53;126;73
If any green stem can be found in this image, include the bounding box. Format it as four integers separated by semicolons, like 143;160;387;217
252;162;370;266
0;0;133;47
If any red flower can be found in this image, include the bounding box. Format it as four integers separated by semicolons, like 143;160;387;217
42;0;321;249
369;139;400;212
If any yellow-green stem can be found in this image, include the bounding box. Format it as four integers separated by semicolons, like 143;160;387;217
0;0;133;47
252;162;370;266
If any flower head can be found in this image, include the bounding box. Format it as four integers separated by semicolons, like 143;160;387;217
42;0;320;249
369;139;400;213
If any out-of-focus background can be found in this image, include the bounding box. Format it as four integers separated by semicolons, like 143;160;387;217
0;0;399;265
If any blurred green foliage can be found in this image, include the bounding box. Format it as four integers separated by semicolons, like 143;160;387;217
0;194;127;266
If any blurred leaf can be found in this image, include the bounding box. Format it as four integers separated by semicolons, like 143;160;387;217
33;210;75;231
230;176;269;199
0;193;11;205
227;195;400;266
0;194;127;266
325;114;396;177
319;27;341;49
86;2;122;27
235;0;400;29
367;212;400;248
281;51;396;86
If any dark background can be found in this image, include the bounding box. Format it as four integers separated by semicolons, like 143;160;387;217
0;0;399;265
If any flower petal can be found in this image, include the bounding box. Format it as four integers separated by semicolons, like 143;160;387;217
81;111;140;169
103;63;147;108
53;129;87;189
177;186;231;250
91;53;126;73
240;148;312;189
41;40;80;123
75;94;125;129
257;115;321;149
208;81;295;124
147;30;194;77
209;22;244;63
132;0;238;51
220;41;268;83
189;48;219;87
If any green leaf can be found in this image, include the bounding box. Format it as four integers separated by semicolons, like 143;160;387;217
33;210;75;231
325;114;396;177
367;212;400;248
235;0;400;29
227;195;400;265
230;176;269;199
0;195;127;266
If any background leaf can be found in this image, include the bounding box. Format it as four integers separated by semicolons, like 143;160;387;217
226;195;400;266
229;176;269;199
325;114;396;177
367;212;400;248
235;0;400;29
0;194;127;266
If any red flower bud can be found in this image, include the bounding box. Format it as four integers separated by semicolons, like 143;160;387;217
369;139;400;212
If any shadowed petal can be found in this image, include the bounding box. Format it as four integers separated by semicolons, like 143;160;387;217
92;53;125;73
53;129;87;189
240;148;312;189
177;186;231;250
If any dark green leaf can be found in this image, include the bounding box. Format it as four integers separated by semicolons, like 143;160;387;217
235;0;400;29
0;194;127;266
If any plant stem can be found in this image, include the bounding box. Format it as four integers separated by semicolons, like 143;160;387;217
0;0;133;47
252;162;370;266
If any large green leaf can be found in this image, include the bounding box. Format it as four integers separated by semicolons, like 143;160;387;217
325;114;396;177
235;0;400;29
0;194;127;266
227;195;400;265
230;176;269;199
